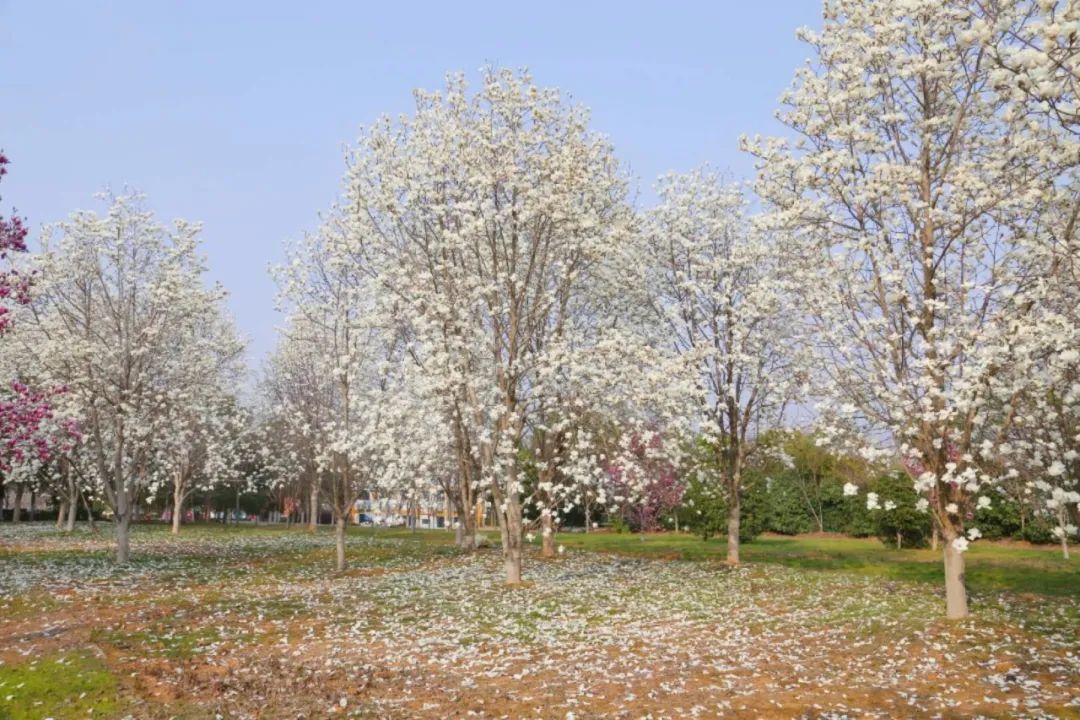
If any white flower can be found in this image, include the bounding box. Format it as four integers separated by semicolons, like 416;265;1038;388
976;496;991;510
843;482;859;497
557;545;566;555
952;537;970;553
1047;460;1066;477
525;533;536;543
884;500;897;511
866;492;880;510
945;503;959;515
915;498;929;513
966;527;982;541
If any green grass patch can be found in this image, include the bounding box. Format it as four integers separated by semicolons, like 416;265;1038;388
0;652;119;720
551;531;1080;597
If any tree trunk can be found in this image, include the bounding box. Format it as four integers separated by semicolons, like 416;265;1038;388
584;500;591;533
172;485;184;535
80;489;96;531
12;484;23;523
541;511;555;558
335;514;346;572
726;484;740;565
28;490;36;521
65;495;77;532
495;478;524;584
55;501;67;528
1060;508;1070;559
896;530;902;550
457;498;476;550
504;541;522;584
931;523;939;552
942;537;968;619
308;483;318;533
115;512;131;564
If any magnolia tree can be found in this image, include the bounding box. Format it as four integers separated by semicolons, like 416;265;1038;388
528;325;694;555
155;311;245;534
21;194;239;562
159;394;247;534
998;213;1080;558
273;217;442;571
747;0;1080;617
644;171;799;564
330;68;691;583
262;319;337;532
0;151;73;484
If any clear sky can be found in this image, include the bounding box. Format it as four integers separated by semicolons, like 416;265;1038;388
1;1;821;368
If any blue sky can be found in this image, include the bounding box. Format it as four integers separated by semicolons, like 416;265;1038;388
1;1;821;367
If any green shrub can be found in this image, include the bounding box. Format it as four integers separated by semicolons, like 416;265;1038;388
871;473;931;549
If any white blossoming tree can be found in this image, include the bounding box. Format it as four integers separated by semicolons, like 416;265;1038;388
746;0;1080;617
332;68;678;583
644;171;799;564
20;194;238;562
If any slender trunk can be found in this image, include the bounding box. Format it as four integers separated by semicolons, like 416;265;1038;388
80;489;96;531
335;514;346;572
28;490;36;521
55;501;67;529
896;531;902;550
942;535;969;619
726;479;740;565
172;485;183;535
115;489;132;565
504;541;522;583
457;497;476;550
541;511;555;558
116;515;131;564
931;523;939;551
1060;508;1070;559
65;495;77;532
584;500;591;533
308;483;318;533
12;484;23;523
816;513;824;533
495;470;524;584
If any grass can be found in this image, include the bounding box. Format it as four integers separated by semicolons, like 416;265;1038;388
0;651;119;720
549;530;1080;596
0;522;1077;718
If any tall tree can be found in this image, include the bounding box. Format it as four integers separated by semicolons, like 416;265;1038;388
644;172;798;564
22;194;236;562
335;69;667;583
747;0;1080;617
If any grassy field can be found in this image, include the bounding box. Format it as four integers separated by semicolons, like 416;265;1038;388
0;523;1077;719
549;530;1080;597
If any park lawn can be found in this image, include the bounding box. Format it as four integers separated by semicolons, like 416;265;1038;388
545;530;1080;597
1;523;1078;719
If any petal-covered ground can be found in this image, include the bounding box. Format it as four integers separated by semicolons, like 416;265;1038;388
0;525;1077;719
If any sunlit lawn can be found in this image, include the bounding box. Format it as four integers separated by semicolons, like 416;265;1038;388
1;523;1077;719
